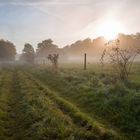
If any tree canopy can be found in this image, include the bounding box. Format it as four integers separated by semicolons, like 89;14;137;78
20;43;35;64
0;39;16;61
36;39;59;57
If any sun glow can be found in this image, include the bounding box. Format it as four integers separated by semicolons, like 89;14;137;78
96;20;123;40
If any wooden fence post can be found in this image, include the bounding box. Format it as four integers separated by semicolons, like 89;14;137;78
84;53;87;70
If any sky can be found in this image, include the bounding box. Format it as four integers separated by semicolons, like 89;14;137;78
0;0;140;53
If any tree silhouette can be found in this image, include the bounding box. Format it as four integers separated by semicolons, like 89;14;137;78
36;39;58;57
101;39;140;81
48;54;59;70
0;39;16;62
21;43;35;64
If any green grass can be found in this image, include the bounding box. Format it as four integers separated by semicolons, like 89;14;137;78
1;68;120;140
21;70;122;140
29;63;140;140
0;63;139;139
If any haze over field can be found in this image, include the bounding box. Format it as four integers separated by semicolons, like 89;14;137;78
0;1;140;140
0;0;140;52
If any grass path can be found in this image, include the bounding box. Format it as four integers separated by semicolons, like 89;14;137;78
1;69;107;139
21;70;127;140
17;70;101;140
0;70;21;139
0;68;128;139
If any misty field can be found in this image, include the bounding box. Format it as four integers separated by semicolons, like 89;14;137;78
0;63;139;140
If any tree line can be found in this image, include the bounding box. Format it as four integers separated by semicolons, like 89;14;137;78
0;33;140;64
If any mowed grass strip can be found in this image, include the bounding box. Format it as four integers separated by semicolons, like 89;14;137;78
29;65;140;140
0;70;22;139
17;70;101;140
21;70;124;140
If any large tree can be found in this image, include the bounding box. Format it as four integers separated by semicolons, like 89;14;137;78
21;43;35;64
36;39;59;57
0;39;16;61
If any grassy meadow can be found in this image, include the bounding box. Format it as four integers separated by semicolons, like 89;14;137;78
0;63;139;140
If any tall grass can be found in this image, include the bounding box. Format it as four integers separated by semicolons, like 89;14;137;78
29;63;140;140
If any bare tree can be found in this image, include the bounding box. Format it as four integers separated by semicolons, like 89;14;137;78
101;39;140;81
48;54;59;70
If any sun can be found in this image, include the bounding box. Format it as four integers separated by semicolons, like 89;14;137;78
96;20;123;40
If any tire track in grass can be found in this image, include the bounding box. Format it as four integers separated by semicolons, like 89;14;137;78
0;72;10;139
21;70;125;140
0;70;23;140
0;69;35;140
0;70;19;140
6;71;30;140
17;70;100;140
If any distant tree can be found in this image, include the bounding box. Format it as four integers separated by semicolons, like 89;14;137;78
21;43;35;64
0;39;16;61
68;38;93;55
62;37;105;60
36;39;58;57
101;39;140;81
48;54;59;70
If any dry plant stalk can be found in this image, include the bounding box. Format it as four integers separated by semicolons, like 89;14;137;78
101;39;140;81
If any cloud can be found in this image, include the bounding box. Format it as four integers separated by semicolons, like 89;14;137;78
0;0;140;53
0;0;89;6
